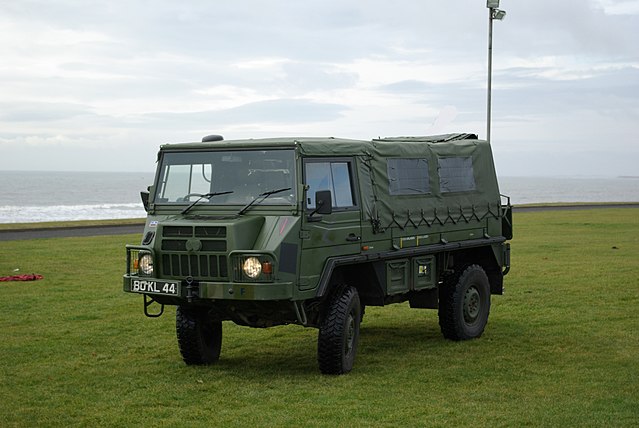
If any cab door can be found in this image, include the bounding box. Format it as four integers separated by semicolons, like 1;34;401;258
298;158;361;291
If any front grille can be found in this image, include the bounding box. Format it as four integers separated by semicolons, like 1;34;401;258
159;225;228;280
163;226;193;237
201;240;226;251
161;254;228;279
195;226;226;238
161;239;188;251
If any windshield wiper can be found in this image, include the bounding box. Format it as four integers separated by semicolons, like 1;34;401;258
181;191;234;215
237;187;292;216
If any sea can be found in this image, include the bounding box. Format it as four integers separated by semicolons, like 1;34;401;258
0;171;638;224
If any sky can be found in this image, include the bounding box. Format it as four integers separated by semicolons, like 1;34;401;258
1;0;638;176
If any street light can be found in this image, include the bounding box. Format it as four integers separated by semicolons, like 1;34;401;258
487;0;506;143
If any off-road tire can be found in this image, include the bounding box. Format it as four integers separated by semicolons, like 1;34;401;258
176;306;222;365
317;286;361;375
438;264;491;341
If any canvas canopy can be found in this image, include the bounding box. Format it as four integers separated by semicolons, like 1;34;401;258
297;134;501;234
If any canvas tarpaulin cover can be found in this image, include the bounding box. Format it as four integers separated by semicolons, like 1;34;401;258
367;135;501;233
298;134;501;234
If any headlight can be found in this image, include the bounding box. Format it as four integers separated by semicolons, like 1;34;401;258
243;256;262;279
139;253;154;275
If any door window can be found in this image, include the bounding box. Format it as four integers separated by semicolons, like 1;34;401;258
305;160;355;209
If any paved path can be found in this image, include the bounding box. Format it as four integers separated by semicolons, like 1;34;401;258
0;223;144;241
1;203;638;241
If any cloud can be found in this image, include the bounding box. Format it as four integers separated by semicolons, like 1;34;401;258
0;0;638;175
139;98;349;129
0;102;96;122
594;0;639;15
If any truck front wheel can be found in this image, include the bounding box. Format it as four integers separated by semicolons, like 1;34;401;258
438;264;491;341
176;306;222;365
317;286;361;375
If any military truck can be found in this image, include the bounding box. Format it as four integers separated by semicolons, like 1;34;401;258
124;133;512;374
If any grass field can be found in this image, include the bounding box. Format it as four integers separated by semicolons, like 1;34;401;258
1;209;638;427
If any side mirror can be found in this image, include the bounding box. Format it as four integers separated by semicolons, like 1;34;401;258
140;191;150;212
307;190;332;222
315;190;333;215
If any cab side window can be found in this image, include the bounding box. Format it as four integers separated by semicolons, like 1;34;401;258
305;160;356;209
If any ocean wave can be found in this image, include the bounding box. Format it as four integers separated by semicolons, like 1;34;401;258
0;203;146;223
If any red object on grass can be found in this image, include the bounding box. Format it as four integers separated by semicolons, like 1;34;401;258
0;274;44;282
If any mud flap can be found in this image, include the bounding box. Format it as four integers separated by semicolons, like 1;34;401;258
503;243;511;276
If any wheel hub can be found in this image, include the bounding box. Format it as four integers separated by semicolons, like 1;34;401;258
345;314;355;356
463;286;481;323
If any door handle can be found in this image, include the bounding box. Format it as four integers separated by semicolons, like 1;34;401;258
346;233;361;242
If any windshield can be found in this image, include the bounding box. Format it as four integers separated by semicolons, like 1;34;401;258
154;149;297;206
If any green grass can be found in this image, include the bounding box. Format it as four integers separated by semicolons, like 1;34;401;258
1;209;638;427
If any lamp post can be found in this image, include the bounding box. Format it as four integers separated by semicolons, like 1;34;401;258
486;1;506;143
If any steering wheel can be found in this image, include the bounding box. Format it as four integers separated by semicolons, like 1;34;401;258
177;193;203;202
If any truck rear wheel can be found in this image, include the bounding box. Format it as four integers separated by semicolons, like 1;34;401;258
176;306;222;365
317;286;361;375
438;264;491;341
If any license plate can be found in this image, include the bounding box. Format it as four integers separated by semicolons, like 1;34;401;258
131;279;179;296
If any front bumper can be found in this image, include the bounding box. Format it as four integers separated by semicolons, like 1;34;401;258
123;275;294;301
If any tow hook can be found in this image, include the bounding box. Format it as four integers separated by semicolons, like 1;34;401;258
185;276;199;302
144;294;164;318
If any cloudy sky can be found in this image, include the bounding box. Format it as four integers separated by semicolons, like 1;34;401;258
1;0;638;176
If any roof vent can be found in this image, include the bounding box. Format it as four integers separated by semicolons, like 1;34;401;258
202;134;224;142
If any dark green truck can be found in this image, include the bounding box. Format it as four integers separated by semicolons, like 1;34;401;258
124;133;512;374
